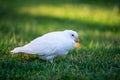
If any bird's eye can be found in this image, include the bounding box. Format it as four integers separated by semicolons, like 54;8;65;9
72;34;74;36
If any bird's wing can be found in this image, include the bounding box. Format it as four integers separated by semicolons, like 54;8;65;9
23;32;63;55
27;40;62;55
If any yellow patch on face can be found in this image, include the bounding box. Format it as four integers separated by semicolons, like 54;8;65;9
75;42;81;48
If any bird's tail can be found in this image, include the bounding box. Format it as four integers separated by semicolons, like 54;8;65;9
11;47;24;54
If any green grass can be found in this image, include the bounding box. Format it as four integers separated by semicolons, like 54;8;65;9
0;0;120;80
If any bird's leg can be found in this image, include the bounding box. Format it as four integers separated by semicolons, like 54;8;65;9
46;55;55;63
49;59;53;63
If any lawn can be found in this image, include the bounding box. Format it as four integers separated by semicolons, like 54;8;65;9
0;0;120;80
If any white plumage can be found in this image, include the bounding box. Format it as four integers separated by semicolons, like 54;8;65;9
11;30;79;63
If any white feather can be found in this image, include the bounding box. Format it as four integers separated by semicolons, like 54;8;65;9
11;30;78;63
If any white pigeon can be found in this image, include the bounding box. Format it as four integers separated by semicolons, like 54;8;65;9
11;30;79;63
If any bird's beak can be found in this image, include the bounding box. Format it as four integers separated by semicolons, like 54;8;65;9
76;38;79;42
75;38;82;48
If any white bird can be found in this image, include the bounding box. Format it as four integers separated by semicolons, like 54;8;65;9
11;30;79;63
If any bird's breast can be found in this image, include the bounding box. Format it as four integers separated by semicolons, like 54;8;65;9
56;40;75;56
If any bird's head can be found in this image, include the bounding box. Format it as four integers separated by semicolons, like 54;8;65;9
63;30;79;42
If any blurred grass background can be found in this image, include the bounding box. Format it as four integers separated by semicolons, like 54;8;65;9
0;0;120;80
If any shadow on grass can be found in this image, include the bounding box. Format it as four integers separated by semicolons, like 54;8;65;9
0;0;119;8
0;0;119;36
0;13;119;34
